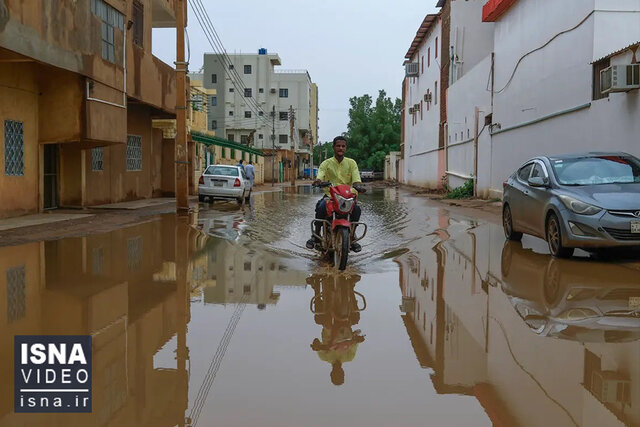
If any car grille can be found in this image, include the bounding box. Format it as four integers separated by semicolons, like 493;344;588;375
608;210;640;218
603;227;640;241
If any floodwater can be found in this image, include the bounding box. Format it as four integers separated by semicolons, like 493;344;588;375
1;187;639;426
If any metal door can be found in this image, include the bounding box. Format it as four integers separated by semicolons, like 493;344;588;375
43;144;59;209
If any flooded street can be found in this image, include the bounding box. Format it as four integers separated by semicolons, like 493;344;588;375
1;187;639;426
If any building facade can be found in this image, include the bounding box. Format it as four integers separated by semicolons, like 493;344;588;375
202;50;317;182
0;0;180;218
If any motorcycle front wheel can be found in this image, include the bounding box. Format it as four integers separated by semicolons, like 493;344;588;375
333;226;350;271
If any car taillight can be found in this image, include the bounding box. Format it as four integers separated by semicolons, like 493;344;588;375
199;175;204;185
503;180;507;189
234;178;241;187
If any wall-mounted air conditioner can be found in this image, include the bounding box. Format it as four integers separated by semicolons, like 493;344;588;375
414;103;420;111
405;62;419;77
601;64;640;93
399;296;415;314
270;88;277;94
408;107;414;114
424;93;432;102
590;370;630;404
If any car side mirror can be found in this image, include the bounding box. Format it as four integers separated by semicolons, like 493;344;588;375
528;177;548;188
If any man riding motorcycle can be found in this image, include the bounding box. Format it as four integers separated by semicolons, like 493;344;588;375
306;136;364;253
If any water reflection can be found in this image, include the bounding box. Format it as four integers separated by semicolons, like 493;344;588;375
308;274;366;386
501;241;640;343
396;216;640;427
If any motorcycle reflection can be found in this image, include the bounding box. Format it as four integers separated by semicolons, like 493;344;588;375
308;274;366;385
501;241;640;343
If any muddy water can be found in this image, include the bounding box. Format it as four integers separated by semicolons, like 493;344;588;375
1;188;639;426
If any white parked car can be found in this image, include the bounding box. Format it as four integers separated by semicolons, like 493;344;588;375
198;165;251;204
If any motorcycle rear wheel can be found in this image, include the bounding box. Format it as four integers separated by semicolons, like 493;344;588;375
333;226;350;270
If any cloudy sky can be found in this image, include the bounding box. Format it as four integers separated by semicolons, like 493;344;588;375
153;1;439;142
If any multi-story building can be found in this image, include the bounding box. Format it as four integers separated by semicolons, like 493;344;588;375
0;0;181;218
202;50;317;182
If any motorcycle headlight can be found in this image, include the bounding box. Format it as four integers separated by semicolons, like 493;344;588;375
335;194;355;213
558;195;602;215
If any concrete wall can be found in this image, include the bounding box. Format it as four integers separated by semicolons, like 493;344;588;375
0;62;39;218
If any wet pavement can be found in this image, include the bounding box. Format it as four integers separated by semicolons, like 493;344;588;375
1;187;639;426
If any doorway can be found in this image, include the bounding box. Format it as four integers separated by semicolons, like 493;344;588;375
43;144;59;209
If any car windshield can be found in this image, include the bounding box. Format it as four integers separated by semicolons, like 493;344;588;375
550;155;640;185
205;166;239;176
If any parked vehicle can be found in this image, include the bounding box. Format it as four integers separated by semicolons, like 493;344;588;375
360;170;374;181
198;165;251;204
501;241;640;343
502;152;640;257
311;182;367;270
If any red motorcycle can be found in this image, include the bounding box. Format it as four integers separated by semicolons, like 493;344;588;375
311;182;367;270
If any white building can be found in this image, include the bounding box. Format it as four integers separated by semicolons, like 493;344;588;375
202;49;317;179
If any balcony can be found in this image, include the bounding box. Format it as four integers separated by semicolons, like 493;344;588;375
152;0;177;28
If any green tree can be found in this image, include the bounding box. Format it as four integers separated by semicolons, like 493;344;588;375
342;90;401;171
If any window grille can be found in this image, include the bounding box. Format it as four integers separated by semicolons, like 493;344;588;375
6;265;26;323
279;134;288;144
92;147;104;171
279;88;289;98
279;112;288;121
126;135;142;171
127;237;142;271
4;120;24;176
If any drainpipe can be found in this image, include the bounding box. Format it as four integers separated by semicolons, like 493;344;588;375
473;106;479;197
85;26;127;109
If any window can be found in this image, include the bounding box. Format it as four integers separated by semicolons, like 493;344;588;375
531;163;547;179
211;120;217;129
244;111;251;118
593;58;610;100
91;0;124;63
517;163;534;182
227;134;234;142
244;65;252;74
127;236;142;271
279;111;288;121
258;111;264;116
428;48;431;67
229;88;234;93
279;88;289;98
229;64;234;70
92;147;104;171
211;74;217;84
435;37;438;58
258;88;264;93
4;120;24;176
126;135;142;171
244;88;252;97
6;265;26;323
434;82;438;104
132;1;143;47
258;134;264;139
211;96;217;106
241;135;248;144
229;111;233;116
279;134;288;144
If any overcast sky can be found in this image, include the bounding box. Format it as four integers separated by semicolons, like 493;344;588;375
152;1;438;143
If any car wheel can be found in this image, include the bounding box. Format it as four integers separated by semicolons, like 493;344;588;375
543;258;562;306
198;195;205;203
503;204;523;241
546;213;574;258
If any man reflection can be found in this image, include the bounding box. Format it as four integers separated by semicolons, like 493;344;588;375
308;274;366;385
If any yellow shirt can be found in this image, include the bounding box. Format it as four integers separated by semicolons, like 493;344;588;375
317;157;361;194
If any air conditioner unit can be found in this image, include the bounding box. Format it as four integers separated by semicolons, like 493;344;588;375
414;103;420;111
424;92;432;102
405;62;419;77
270;88;277;94
399;296;415;314
590;370;631;403
408;107;414;114
601;64;640;93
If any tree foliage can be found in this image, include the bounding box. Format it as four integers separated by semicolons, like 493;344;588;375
342;90;402;171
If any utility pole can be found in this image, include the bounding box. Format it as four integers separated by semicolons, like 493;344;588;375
175;0;189;211
289;105;295;186
271;105;276;186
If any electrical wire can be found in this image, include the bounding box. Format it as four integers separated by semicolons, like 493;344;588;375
187;0;273;129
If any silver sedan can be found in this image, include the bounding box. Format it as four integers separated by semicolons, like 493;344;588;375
502;152;640;257
198;165;251;204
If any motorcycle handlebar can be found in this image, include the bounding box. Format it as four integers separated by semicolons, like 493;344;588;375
312;181;367;193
